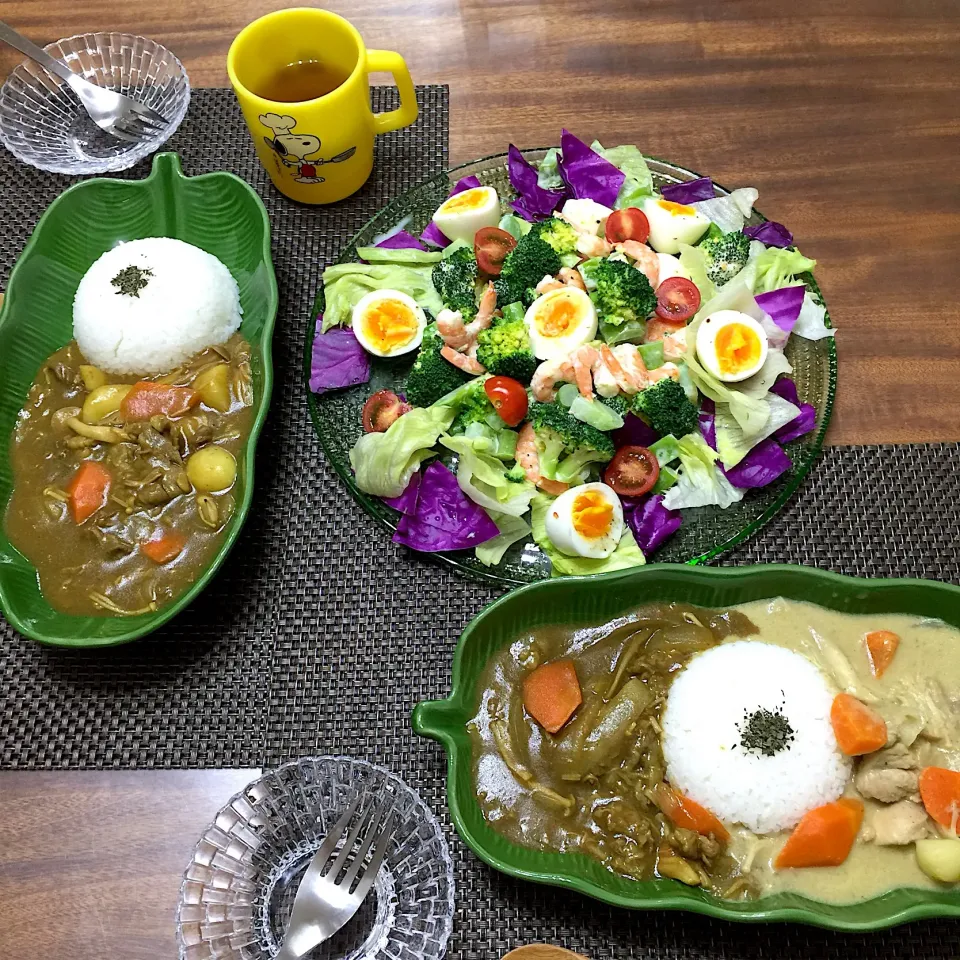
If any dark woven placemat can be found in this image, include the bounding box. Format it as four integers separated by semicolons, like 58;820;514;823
2;87;959;956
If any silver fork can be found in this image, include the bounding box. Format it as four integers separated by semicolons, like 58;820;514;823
0;21;170;143
275;795;396;960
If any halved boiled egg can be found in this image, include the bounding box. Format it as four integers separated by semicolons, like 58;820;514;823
351;289;426;358
524;287;597;361
695;309;769;382
431;186;500;244
545;482;624;559
655;252;692;287
641;196;710;254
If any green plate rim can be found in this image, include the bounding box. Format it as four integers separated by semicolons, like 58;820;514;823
304;150;837;587
412;563;960;929
0;152;278;647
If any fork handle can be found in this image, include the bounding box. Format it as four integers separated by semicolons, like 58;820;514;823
0;21;77;85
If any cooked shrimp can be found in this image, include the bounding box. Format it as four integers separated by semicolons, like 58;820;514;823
617;240;659;288
436;308;470;350
571;345;598;399
576;233;613;259
531;357;576;402
597;345;637;394
559;267;587;291
536;274;564;295
437;284;498;352
468;283;498;336
516;423;569;496
441;345;485;374
662;329;688;360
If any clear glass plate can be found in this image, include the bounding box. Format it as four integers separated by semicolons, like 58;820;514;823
0;32;190;174
304;151;837;586
176;757;454;960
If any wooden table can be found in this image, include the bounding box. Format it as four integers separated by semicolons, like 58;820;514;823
0;1;957;958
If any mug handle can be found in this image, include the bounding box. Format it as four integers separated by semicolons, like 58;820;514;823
366;50;419;134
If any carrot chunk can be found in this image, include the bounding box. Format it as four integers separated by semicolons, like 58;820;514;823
121;381;199;420
830;693;888;756
919;767;960;830
65;460;111;523
775;798;864;869
657;785;730;843
141;531;187;564
522;660;582;733
865;630;900;678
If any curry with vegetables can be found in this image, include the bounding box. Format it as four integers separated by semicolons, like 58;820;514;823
4;334;253;616
470;599;960;903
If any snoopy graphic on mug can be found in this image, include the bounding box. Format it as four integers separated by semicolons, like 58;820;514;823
259;113;356;184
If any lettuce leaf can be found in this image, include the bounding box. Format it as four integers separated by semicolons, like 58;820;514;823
677;243;716;303
350;405;455;498
793;291;835;339
530;493;645;576
713;393;801;468
692;188;758;233
440;434;536;517
321;262;443;330
751;247;817;294
590;141;654;208
683;350;771;439
356;245;445;265
537;148;565;190
661;433;745;510
476;511;531;565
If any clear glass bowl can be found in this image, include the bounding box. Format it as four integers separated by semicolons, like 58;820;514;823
176;757;455;960
0;32;190;174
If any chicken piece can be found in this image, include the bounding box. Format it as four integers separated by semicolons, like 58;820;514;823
869;800;933;846
855;741;920;802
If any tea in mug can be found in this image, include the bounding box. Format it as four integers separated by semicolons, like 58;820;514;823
253;59;350;102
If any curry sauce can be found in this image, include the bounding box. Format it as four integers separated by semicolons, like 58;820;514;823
4;335;253;617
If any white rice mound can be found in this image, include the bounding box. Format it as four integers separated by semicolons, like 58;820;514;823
73;237;242;375
662;640;851;834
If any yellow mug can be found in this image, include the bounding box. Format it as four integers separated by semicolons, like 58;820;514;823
227;8;418;204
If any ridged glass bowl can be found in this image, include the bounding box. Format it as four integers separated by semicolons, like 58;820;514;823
0;32;190;174
176;757;455;960
305;151;837;587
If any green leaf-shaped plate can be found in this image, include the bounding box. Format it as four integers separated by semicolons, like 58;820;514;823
413;564;960;929
0;152;277;647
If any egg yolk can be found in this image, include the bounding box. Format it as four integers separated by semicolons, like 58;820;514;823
572;490;614;539
440;187;490;213
657;199;697;217
534;292;579;338
714;323;762;375
360;299;418;353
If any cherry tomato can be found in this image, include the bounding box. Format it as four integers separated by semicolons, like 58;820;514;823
605;208;650;244
362;390;410;433
474;227;517;276
484;375;528;427
603;445;660;497
655;276;701;322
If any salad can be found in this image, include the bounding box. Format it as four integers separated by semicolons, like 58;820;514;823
310;130;834;576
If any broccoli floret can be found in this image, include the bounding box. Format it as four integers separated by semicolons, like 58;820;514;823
700;230;751;287
475;315;538;384
528;401;615;485
404;323;472;407
448;377;497;434
590;258;656;328
634;378;699;439
531;217;578;258
506;463;528;483
432;247;479;319
493;233;561;307
598;393;632;419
